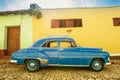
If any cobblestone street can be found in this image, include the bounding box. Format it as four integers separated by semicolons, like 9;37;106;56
0;62;120;80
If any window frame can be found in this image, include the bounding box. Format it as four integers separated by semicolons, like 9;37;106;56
40;40;58;49
113;17;120;26
51;19;82;28
60;40;77;49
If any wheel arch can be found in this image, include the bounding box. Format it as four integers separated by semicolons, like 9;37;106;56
25;59;40;72
24;58;41;64
89;57;105;71
90;57;105;65
24;58;48;67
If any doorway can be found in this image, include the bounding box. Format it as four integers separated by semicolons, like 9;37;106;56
7;27;20;56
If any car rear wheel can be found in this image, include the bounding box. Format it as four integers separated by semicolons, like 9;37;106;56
90;59;104;71
25;59;40;72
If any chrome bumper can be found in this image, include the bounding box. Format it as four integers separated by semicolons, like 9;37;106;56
10;60;18;63
106;62;111;65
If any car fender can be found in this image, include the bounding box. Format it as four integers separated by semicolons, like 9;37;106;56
24;51;49;67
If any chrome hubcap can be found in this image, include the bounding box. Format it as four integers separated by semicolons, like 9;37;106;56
30;63;35;68
92;60;102;71
94;63;100;67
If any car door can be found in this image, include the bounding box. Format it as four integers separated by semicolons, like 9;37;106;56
59;40;81;65
40;40;59;64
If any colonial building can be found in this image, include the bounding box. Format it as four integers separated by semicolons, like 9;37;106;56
0;10;32;59
33;7;120;54
0;6;120;59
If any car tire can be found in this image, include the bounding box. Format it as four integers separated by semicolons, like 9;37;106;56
25;59;40;72
90;59;104;71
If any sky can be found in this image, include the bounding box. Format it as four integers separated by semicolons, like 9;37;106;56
0;0;120;11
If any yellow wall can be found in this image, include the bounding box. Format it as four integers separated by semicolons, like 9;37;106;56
33;7;120;54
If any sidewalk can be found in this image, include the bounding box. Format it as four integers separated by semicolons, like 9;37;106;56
0;59;10;64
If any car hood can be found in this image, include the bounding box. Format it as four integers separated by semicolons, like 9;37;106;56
18;47;38;52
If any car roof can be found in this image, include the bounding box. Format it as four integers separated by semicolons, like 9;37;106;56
32;37;75;47
41;37;74;41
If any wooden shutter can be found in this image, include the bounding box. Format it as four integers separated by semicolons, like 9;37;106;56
113;18;120;26
66;19;74;27
51;20;59;28
74;19;82;27
59;20;66;28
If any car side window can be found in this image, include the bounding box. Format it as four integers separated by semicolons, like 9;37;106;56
60;41;76;48
41;40;58;48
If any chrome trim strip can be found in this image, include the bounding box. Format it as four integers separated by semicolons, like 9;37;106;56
10;60;17;63
48;64;89;67
14;57;31;58
59;56;105;58
37;58;48;64
106;62;111;65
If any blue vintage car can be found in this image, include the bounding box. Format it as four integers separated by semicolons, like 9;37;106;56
10;37;111;72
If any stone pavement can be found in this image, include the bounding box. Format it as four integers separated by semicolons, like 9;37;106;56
0;63;120;80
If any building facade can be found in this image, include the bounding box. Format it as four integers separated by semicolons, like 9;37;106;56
33;7;120;54
0;7;120;59
0;10;32;58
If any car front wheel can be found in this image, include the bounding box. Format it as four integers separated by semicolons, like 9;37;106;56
25;59;40;72
90;59;104;71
